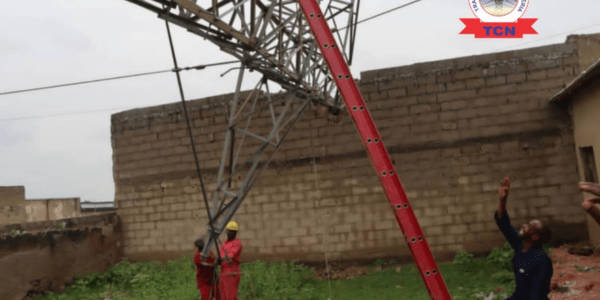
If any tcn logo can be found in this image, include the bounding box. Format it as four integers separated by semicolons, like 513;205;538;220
460;0;538;38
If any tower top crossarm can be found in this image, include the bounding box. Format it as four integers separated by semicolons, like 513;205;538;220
124;0;360;108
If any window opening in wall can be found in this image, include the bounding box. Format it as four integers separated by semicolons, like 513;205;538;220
581;146;598;183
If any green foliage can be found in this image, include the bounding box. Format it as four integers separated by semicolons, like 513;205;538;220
453;250;474;265
34;256;318;300
33;246;539;300
485;242;514;271
483;242;552;271
35;256;199;300
373;258;386;267
439;245;515;298
238;260;319;300
311;257;516;300
489;269;514;283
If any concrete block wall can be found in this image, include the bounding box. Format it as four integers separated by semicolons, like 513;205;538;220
0;213;122;300
1;186;83;224
24;198;81;222
0;187;27;225
111;37;597;263
0;206;27;226
354;42;587;257
0;186;25;206
111;93;254;262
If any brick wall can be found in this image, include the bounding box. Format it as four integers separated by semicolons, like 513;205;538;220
111;36;598;263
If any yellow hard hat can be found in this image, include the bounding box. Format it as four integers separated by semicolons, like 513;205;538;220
226;221;239;231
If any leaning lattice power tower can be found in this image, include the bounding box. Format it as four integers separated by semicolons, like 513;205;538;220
123;0;452;298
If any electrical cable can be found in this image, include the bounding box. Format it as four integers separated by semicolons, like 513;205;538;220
2;2;423;97
5;13;592;101
18;1;597;127
493;22;600;52
335;0;422;32
0;106;131;122
0;61;238;96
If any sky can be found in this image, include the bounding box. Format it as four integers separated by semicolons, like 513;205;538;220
1;0;600;202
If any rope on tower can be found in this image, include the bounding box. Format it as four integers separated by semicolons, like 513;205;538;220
161;1;222;260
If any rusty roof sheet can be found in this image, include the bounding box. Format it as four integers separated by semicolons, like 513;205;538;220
550;58;600;104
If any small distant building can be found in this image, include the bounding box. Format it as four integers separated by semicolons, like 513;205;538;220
0;186;28;224
550;58;600;248
0;186;114;225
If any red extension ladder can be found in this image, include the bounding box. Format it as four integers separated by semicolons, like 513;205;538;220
296;1;453;299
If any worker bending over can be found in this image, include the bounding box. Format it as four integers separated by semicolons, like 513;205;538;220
194;238;219;300
580;181;600;225
219;221;243;300
495;177;553;300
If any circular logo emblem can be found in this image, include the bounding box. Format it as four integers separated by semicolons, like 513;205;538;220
469;0;528;23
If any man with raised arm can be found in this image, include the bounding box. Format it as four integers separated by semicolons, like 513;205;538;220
495;177;553;300
580;182;600;225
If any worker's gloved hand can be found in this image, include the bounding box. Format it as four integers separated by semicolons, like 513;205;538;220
580;182;600;197
580;182;600;212
582;200;596;211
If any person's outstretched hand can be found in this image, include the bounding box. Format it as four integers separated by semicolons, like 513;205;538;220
580;182;600;211
580;182;600;196
499;177;511;201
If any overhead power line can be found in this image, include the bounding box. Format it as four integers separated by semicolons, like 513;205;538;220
494;22;600;52
0;60;238;96
0;106;132;122
336;0;423;32
1;2;425;97
0;1;426;122
355;0;422;26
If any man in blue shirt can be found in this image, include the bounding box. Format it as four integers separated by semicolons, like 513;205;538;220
495;177;553;300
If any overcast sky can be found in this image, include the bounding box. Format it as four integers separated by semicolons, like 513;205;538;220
1;0;599;202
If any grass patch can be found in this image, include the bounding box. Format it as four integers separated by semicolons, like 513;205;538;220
34;244;542;300
312;259;514;300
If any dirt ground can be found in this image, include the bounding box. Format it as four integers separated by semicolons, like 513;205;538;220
550;244;600;300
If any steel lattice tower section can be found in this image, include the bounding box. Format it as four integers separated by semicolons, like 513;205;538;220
123;1;452;298
123;0;360;256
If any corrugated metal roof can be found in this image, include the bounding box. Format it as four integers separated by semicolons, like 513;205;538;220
549;58;600;104
80;201;115;210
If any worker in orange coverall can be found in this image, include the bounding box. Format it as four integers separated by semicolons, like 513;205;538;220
194;238;219;300
218;221;243;300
